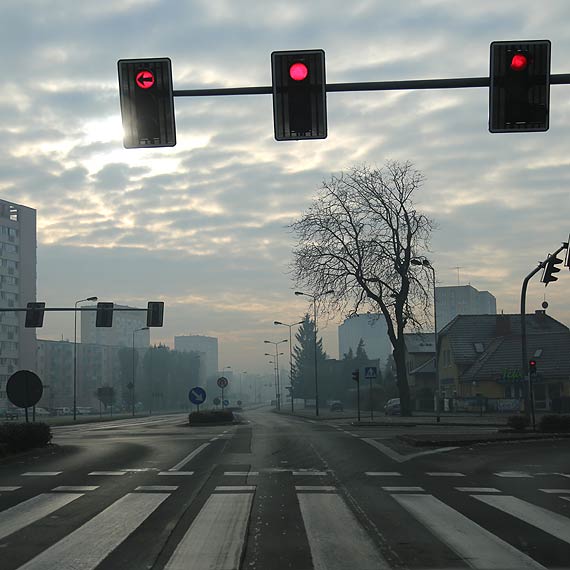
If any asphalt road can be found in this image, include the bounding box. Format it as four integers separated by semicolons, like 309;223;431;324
0;407;569;569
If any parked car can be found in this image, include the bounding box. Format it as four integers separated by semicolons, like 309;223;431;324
329;401;344;412
384;398;401;415
34;407;51;416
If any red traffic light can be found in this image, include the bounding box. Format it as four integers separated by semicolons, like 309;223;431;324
510;53;528;71
529;360;536;367
289;62;308;81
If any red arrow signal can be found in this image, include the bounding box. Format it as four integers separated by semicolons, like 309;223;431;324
136;70;155;89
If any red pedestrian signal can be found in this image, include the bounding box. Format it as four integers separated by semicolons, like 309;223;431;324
271;49;327;141
118;58;176;148
529;359;537;374
489;40;551;133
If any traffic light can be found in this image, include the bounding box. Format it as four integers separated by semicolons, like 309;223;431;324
489;40;551;133
529;359;537;375
271;49;327;141
96;302;114;327
147;301;164;327
25;302;45;328
117;58;176;148
541;253;563;285
351;369;360;382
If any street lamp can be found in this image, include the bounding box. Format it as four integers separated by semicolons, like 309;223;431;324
264;340;288;410
74;296;97;421
274;320;303;412
294;290;334;416
411;258;440;422
132;326;149;417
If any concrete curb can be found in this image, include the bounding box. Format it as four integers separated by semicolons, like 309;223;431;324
398;432;570;447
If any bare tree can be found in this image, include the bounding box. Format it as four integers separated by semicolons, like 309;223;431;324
290;161;435;416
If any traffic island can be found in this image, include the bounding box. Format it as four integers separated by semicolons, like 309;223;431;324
188;410;235;426
398;431;570;447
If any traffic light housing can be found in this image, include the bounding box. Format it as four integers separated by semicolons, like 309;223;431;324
529;359;537;375
489;40;551;133
96;302;114;327
147;301;164;327
271;49;327;141
351;369;360;382
25;302;45;328
541;253;563;285
118;58;176;148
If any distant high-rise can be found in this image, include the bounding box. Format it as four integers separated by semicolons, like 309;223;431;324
436;285;497;329
0;199;37;410
338;314;392;366
174;335;218;380
81;304;149;348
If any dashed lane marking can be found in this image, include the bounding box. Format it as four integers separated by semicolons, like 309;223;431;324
53;486;99;492
158;471;194;476
168;443;210;471
382;486;425;492
494;471;533;478
135;486;179;492
539;489;570;494
296;486;336;492
214;486;256;492
455;487;501;493
224;471;259;476
293;471;327;476
426;472;466;477
88;471;126;476
0;486;21;491
22;472;62;477
365;472;402;476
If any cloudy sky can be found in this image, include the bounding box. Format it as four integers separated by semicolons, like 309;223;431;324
1;0;569;374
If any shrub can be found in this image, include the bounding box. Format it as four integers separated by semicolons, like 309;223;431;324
507;415;530;431
539;414;570;433
0;422;52;453
188;410;234;425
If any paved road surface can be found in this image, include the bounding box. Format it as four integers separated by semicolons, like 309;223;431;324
1;407;569;569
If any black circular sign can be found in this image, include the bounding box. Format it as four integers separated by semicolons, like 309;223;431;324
6;370;43;408
237;400;242;406
213;397;221;406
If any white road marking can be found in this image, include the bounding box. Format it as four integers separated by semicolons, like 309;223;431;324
455;487;501;493
394;494;545;569
361;438;458;463
122;468;159;472
293;471;327;476
135;486;179;491
539;488;570;494
214;485;256;492
164;493;254;570
474;494;570;545
88;471;126;476
18;492;169;570
382;486;424;492
169;443;209;471
0;486;21;491
494;471;533;478
53;486;99;492
365;472;402;476
22;472;62;477
224;471;259;476
296;486;336;492
426;472;465;477
158;471;194;476
562;497;570;502
0;493;83;541
298;492;390;570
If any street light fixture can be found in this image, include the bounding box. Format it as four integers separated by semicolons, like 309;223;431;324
264;339;288;410
274;320;304;412
74;296;98;421
132;326;149;417
411;257;440;422
294;290;334;416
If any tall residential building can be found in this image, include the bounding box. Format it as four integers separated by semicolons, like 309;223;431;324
0;199;36;409
174;335;218;380
338;314;392;367
436;285;497;329
81;304;149;348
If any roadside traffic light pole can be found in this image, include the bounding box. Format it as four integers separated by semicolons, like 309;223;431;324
520;242;568;431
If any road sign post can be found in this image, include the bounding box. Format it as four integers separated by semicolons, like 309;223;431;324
6;371;44;423
364;367;377;421
189;386;207;413
217;377;228;410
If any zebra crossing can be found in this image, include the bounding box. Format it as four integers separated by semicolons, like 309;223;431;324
0;475;569;569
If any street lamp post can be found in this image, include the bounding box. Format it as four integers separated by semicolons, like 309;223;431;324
267;359;277;403
294;290;334;417
411;258;440;422
274;320;303;413
264;339;288;411
132;326;149;417
74;296;97;421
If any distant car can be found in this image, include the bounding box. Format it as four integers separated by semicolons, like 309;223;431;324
34;407;50;416
384;398;401;416
329;401;344;412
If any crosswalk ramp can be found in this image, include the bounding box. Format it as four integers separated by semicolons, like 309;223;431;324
0;483;569;569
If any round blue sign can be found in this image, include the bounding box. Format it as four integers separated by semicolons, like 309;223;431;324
223;399;229;406
189;386;207;405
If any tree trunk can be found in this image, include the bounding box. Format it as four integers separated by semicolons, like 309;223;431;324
393;341;412;416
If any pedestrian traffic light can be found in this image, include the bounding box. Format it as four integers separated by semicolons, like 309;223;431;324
351;369;360;382
529;359;537;375
271;49;327;141
117;58;176;148
541;253;563;285
25;302;45;328
96;302;114;327
489;40;551;133
147;301;164;327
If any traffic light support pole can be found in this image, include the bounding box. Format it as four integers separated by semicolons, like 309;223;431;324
172;73;570;98
520;242;568;431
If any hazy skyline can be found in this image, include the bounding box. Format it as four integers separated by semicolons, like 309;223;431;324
1;0;569;373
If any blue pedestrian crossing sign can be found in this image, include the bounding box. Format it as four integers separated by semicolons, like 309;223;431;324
189;386;207;405
364;367;377;380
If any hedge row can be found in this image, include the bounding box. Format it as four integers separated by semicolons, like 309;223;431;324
0;422;52;454
188;410;234;425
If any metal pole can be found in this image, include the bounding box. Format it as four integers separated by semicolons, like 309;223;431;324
369;375;374;421
149;347;153;416
73;300;78;421
313;298;319;417
132;331;135;417
432;266;440;423
289;325;294;413
275;347;281;411
357;371;361;422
